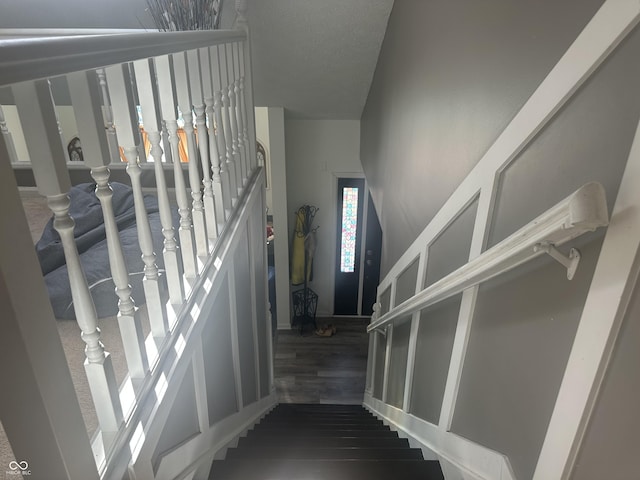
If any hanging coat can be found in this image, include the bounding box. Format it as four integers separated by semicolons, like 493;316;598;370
291;209;307;285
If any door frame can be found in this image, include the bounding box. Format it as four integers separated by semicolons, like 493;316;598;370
331;172;374;317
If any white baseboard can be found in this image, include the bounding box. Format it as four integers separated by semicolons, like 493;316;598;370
158;392;278;480
364;393;515;480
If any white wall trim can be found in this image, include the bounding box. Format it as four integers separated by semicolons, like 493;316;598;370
532;81;640;480
438;184;495;430
265;107;292;330
378;0;640;290
157;392;277;480
364;394;516;480
367;2;640;479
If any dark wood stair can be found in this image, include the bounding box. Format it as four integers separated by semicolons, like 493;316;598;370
208;403;443;480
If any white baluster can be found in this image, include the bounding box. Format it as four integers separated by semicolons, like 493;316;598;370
231;43;247;185
91;167;150;379
12;79;123;437
154;54;198;279
173;52;208;258
238;37;258;173
235;0;248;29
210;45;233;215
161;122;173;164
49;194;125;433
149;128;185;305
133;58;184;310
205;96;226;227
189;48;219;240
96;68;121;164
218;45;239;205
0;104;19;163
105;64;157;378
205;86;225;235
202;47;226;231
226;43;243;195
234;42;250;180
213;89;232;215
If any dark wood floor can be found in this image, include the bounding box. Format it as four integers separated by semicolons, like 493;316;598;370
274;317;369;405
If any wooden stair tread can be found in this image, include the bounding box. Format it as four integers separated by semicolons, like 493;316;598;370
209;404;443;480
225;446;424;459
209;459;444;480
238;435;410;448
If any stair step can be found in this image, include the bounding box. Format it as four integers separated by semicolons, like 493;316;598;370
247;427;399;438
211;404;442;479
260;412;382;423
273;404;367;414
225;446;424;460
238;435;411;449
255;422;388;430
209;459;444;480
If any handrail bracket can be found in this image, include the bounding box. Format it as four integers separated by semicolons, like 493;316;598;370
534;242;581;280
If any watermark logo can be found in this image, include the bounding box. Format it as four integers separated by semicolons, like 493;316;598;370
6;460;31;476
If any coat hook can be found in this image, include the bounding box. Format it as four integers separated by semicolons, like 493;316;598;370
534;242;581;280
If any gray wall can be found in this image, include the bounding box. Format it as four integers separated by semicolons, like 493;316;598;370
362;2;640;479
386;318;411;408
360;0;605;275
571;275;640;480
234;229;258;407
410;295;460;425
449;27;640;478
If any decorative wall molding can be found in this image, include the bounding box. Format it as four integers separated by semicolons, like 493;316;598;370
368;2;640;480
157;392;277;480
364;394;515;480
532;71;640;480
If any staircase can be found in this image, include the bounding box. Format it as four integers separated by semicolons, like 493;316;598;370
209;403;444;479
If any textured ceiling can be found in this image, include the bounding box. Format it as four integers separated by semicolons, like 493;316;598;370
246;0;394;119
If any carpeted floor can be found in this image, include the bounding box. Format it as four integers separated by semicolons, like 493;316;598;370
0;190;149;475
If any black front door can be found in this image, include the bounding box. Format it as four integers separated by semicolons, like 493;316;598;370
361;194;382;316
334;178;365;315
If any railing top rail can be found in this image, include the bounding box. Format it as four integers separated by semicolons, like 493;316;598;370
0;28;246;87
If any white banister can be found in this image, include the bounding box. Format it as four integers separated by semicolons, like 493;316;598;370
236;42;251;177
50;193;126;432
2;23;268;478
0;104;19;163
0;30;247;87
201;45;226;231
213;89;232;214
12;78;124;437
154;54;198;279
188;49;219;242
216;44;239;205
231;43;247;185
173;51;208;258
238;35;258;173
95;68;121;164
0;137;100;479
226;43;244;194
133;58;185;310
210;44;233;215
368;182;610;333
104;64;151;379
